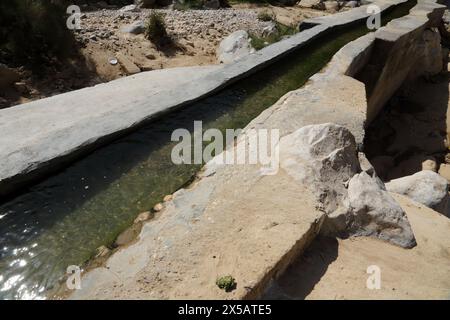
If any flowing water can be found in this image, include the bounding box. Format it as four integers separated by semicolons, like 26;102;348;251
0;2;415;299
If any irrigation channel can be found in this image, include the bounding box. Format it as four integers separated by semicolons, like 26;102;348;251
0;2;415;299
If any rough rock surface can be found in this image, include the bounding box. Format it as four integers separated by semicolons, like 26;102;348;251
344;172;416;248
280;123;360;213
386;170;450;217
216;30;255;64
280;123;416;248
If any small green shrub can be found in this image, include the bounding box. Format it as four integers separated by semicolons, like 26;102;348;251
249;34;267;51
249;22;296;51
216;275;236;292
145;12;169;47
257;11;273;22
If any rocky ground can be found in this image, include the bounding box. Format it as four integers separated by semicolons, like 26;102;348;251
0;2;340;109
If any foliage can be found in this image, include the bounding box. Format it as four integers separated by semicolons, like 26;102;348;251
145;12;170;47
257;11;273;22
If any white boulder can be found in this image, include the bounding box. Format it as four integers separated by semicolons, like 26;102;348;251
217;30;255;64
386;170;450;216
344;172;416;248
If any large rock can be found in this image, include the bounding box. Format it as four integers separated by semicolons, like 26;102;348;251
280;123;360;213
280;123;416;248
342;172;417;248
121;20;145;34
386;170;450;216
216;30;255;64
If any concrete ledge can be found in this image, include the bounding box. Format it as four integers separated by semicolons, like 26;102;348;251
0;0;409;197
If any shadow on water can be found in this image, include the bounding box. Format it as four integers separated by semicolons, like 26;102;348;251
0;2;415;299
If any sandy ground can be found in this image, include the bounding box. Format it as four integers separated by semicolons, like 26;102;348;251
264;193;450;300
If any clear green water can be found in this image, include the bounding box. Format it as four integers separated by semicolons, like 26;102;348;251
0;2;415;299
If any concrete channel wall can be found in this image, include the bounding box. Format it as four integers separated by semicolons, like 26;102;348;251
68;0;446;300
0;0;407;197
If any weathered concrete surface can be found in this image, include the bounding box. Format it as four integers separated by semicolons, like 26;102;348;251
280;124;416;248
0;0;408;197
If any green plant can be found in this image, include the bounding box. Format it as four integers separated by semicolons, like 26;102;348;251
257;11;273;22
249;22;297;51
145;12;169;47
216;275;236;292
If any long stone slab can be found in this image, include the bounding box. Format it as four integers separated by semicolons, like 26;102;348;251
300;0;407;29
0;0;408;197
